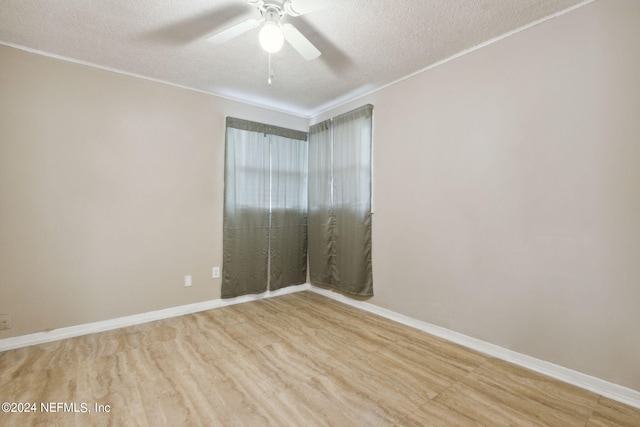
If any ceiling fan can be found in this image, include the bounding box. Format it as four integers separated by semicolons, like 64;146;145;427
208;0;343;61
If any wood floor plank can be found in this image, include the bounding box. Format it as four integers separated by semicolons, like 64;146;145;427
399;399;484;427
480;358;600;420
1;290;639;426
0;364;78;427
433;361;597;426
587;396;640;426
75;352;149;427
273;371;399;426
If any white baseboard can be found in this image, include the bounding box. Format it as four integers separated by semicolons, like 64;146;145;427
1;282;638;410
0;283;310;352
307;285;640;410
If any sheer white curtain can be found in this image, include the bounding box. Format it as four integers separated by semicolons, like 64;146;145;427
222;118;308;298
308;105;373;296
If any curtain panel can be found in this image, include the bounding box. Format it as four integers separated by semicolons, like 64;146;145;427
308;105;373;296
222;117;308;298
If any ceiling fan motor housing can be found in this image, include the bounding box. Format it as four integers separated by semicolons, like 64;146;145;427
263;8;282;22
248;0;303;17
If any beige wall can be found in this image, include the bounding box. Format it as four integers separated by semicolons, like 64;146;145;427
0;44;307;338
316;0;640;391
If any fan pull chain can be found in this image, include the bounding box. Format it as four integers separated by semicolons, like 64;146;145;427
268;53;274;85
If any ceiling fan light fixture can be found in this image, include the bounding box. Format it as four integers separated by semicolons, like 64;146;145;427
259;21;284;53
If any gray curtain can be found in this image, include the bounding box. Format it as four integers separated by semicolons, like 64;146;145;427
308;120;334;285
308;105;373;296
269;133;308;291
222;118;308;298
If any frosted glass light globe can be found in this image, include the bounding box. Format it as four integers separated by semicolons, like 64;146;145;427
259;21;284;53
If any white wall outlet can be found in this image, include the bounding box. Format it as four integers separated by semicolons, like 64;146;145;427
0;314;13;330
212;267;220;279
184;275;192;287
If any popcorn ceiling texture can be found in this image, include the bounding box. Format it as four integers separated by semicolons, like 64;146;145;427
0;0;586;116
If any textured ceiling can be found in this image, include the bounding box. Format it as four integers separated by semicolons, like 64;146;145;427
0;0;587;117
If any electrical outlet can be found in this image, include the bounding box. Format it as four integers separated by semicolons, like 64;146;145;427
184;275;192;287
0;314;12;330
212;267;220;279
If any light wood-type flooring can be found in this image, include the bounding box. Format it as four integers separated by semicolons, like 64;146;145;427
1;291;639;426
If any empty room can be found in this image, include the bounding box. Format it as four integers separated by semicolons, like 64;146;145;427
1;0;640;425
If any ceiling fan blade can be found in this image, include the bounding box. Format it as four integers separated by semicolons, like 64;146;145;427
207;19;259;44
285;0;344;16
282;24;321;61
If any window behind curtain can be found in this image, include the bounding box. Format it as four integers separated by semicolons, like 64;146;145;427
308;105;373;296
222;118;308;298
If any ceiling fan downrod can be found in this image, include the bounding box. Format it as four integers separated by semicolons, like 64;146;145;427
268;53;274;85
